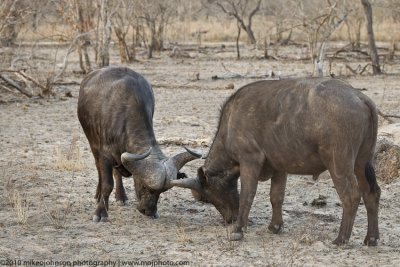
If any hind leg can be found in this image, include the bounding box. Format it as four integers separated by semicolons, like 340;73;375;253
93;156;114;222
268;172;287;234
327;159;361;245
114;169;128;206
91;151;102;202
355;164;380;246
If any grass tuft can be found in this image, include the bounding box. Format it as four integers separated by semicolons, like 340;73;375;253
54;134;86;171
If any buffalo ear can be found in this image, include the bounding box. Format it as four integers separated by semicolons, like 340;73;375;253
197;166;208;186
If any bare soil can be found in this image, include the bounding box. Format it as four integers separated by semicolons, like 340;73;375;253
1;44;400;267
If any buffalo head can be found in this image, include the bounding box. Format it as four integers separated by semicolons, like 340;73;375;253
121;147;201;218
167;166;239;223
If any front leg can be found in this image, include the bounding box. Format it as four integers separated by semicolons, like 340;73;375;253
230;163;260;241
114;169;128;206
268;172;287;234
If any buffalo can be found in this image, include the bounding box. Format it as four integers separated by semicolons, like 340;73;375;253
78;66;201;222
169;78;380;246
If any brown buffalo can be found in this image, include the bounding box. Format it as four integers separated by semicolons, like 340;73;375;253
169;78;380;246
78;66;201;222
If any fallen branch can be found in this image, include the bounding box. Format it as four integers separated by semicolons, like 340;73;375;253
13;70;48;92
1;69;48;93
211;73;277;80
345;65;358;75
381;113;400;119
345;64;371;75
0;84;18;95
377;109;400;123
334;48;369;57
359;63;371;75
0;73;32;97
212;62;278;80
52;81;80;86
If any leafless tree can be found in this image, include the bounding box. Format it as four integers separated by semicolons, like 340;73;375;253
361;0;382;75
263;0;293;44
137;0;177;59
341;0;364;49
291;0;349;76
385;0;400;22
0;0;30;47
96;0;114;67
56;0;94;73
214;0;261;45
112;0;136;63
74;0;94;73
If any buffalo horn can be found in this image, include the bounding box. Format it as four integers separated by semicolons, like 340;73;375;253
121;148;152;162
169;177;201;191
170;147;202;171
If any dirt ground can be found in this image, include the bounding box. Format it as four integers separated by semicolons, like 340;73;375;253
1;44;400;267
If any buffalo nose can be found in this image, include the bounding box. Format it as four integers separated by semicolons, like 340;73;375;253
150;212;160;219
138;208;159;219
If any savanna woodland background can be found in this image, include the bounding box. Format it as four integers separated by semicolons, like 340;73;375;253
1;0;400;266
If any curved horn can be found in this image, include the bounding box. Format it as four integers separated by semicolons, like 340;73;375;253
170;147;202;171
168;177;201;191
121;148;152;163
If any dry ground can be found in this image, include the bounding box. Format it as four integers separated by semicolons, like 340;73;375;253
1;44;400;267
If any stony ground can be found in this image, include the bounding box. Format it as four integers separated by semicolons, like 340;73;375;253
1;44;400;267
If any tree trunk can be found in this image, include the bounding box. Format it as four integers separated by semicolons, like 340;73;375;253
82;43;91;71
236;22;241;59
114;27;131;63
0;0;18;47
130;25;137;59
96;0;111;67
148;21;156;59
361;0;382;75
75;0;91;73
242;25;256;45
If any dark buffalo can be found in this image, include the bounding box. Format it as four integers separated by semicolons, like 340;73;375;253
169;78;380;246
78;66;201;222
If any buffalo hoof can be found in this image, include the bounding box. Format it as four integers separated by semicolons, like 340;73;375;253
332;237;349;246
229;231;243;241
268;223;284;234
116;200;126;206
92;215;108;222
364;237;379;246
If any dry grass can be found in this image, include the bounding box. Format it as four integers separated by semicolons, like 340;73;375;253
176;222;193;244
375;138;400;183
4;168;30;226
54;134;86;171
46;139;78;228
168;17;400;44
42;182;73;229
43;197;71;229
22;15;400;49
223;223;237;251
8;190;30;225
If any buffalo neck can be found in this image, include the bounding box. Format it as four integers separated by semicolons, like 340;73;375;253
204;136;238;179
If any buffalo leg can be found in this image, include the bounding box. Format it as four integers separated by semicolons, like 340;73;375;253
93;156;114;222
230;162;260;241
114;168;128;206
355;164;380;246
91;149;102;202
328;162;361;245
268;172;287;234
